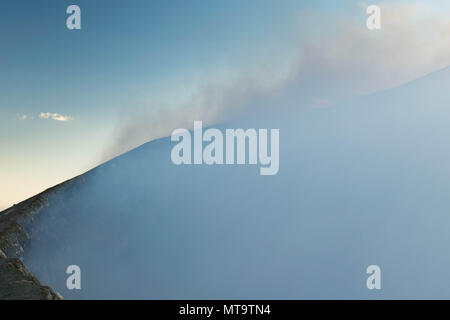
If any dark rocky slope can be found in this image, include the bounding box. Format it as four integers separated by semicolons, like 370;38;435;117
0;180;75;299
0;256;60;300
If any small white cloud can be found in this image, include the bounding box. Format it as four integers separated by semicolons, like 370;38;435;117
16;113;28;120
39;112;73;122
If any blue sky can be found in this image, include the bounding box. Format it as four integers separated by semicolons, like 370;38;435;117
0;0;362;123
1;0;450;209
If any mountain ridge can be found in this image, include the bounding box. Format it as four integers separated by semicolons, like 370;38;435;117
1;65;450;299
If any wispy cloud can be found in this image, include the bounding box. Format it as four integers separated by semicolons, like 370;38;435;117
39;112;73;122
293;2;450;95
16;113;28;120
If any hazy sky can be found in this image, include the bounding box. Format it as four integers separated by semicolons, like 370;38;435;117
1;0;450;210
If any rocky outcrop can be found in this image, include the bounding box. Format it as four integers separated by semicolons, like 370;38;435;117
0;180;75;300
0;256;61;300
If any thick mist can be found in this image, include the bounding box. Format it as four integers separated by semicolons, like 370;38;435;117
21;67;450;299
103;2;450;160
